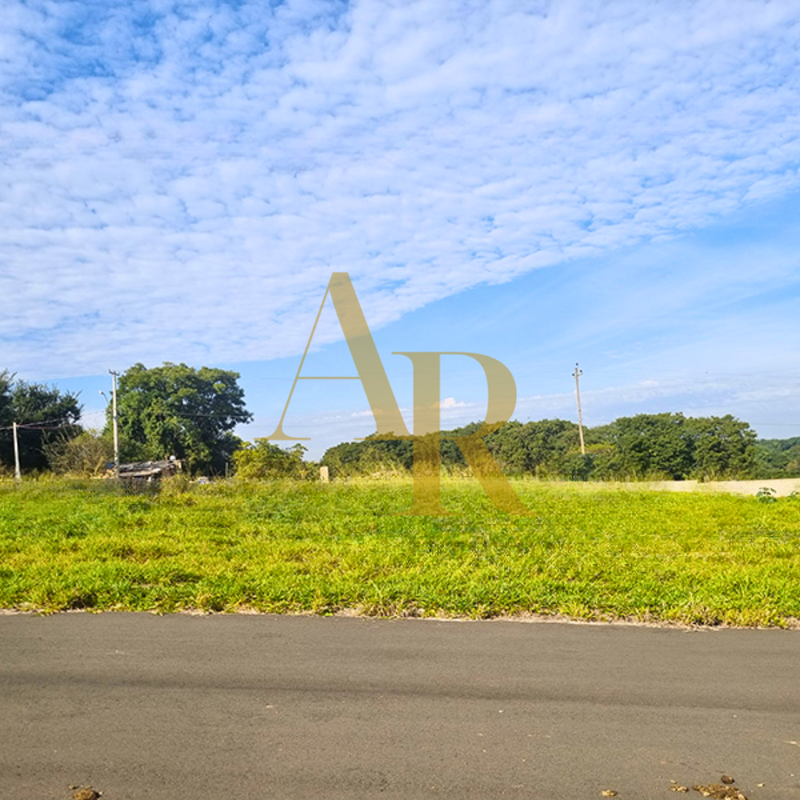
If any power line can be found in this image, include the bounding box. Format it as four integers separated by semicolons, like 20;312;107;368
0;417;77;431
6;417;76;482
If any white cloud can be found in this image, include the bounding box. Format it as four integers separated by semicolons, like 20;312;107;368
1;0;799;377
438;396;466;409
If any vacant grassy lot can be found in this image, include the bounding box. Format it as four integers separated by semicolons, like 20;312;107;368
1;477;799;626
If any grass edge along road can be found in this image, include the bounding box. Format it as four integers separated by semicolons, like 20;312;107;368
1;477;799;627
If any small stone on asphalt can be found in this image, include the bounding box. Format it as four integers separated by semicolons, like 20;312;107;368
692;784;746;800
71;787;102;800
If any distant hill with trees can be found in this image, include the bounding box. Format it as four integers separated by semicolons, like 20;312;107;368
322;412;799;481
754;436;800;478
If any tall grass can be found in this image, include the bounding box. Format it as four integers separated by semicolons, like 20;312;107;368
1;477;799;626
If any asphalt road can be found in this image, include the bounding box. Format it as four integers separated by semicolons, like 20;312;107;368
1;613;799;800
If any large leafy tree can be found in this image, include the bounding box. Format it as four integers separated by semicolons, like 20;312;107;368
113;362;253;474
686;415;756;479
605;413;693;479
0;371;82;472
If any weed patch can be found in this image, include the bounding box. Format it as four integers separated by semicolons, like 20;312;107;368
1;478;799;625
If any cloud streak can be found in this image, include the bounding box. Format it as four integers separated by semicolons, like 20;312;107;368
1;0;799;377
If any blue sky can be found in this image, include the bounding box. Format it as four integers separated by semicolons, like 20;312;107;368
2;0;800;458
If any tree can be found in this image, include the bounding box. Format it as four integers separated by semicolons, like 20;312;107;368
113;363;253;474
606;413;693;479
521;419;582;477
485;420;530;474
0;371;12;429
45;429;114;476
233;442;310;479
0;370;14;474
321;436;413;477
686;415;756;480
0;371;82;472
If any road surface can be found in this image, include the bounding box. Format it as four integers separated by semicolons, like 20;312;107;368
1;613;799;799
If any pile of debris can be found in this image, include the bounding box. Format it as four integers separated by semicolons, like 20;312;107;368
105;457;182;483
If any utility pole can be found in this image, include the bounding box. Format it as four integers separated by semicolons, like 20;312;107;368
572;363;586;456
12;421;21;482
109;370;120;479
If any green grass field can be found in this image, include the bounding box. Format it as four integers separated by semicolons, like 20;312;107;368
1;477;799;626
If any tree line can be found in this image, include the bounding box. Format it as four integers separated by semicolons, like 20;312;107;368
2;363;799;481
321;414;800;482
